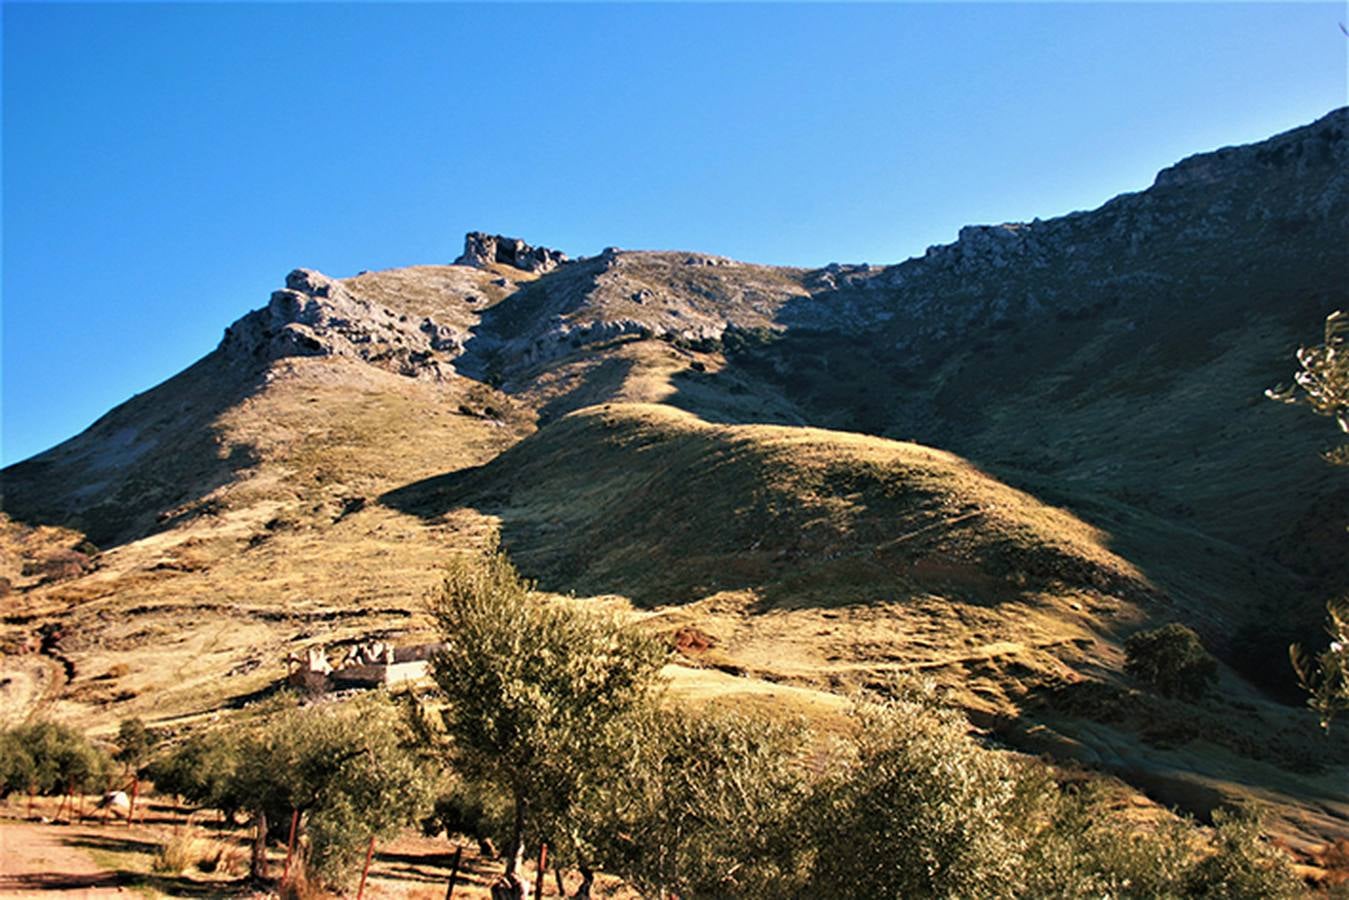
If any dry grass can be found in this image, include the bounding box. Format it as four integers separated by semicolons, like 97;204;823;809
153;830;246;876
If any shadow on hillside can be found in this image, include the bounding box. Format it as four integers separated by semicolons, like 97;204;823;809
534;355;636;426
1;352;266;550
379;418;1121;616
659;284;1348;677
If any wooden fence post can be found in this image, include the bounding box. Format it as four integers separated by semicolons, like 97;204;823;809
444;845;463;900
55;779;73;822
281;808;300;884
356;834;376;900
126;776;140;827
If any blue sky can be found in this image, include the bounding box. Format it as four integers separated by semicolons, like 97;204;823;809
3;2;1346;465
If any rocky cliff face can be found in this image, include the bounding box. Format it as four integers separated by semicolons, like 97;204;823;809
783;107;1349;349
219;269;469;380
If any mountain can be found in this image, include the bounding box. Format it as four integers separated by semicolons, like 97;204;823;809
3;108;1347;850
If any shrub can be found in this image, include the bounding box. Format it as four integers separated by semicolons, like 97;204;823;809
153;832;242;876
1185;807;1302;898
1124;623;1218;700
1020;778;1195;897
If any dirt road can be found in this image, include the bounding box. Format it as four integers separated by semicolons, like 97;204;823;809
0;820;129;896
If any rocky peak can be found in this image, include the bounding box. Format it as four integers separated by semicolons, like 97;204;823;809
454;232;569;274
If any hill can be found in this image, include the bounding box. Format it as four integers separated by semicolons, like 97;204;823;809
2;108;1348;851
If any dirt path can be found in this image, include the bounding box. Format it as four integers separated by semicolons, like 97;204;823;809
0;821;129;896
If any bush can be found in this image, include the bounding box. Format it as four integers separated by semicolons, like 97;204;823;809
1125;623;1218;700
1019;778;1195;897
1185;807;1302;898
0;720;113;797
153;832;243;876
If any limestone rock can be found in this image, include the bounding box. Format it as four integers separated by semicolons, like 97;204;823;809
219;268;469;379
455;232;569;273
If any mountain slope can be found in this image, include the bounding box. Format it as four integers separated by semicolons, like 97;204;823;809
3;108;1348;848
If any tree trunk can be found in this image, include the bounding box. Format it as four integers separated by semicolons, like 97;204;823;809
250;807;269;880
574;865;594;899
505;796;526;877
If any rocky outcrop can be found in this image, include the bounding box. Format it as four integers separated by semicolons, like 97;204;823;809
778;106;1349;350
219;269;469;379
454;232;569;274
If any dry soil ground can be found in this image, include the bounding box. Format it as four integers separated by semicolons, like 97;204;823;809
0;793;613;899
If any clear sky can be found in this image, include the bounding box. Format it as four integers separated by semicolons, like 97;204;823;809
3;2;1346;465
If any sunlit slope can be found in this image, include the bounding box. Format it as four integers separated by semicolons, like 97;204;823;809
1;355;528;727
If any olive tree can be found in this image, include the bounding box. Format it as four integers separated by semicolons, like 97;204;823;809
426;542;668;894
591;706;813;899
0;720;112;798
1124;623;1218;700
1267;309;1348;463
809;697;1032;899
147;694;435;887
1289;599;1348;731
233;693;436;885
1268;310;1349;728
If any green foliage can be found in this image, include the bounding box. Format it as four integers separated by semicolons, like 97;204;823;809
720;325;779;356
1019;778;1195;898
145;730;248;819
1290;598;1349;731
1124;623;1219;700
0;720;113;797
237;694;437;885
810;698;1031;899
420;779;511;848
1185;807;1302;899
803;695;1301;899
148;694;435;888
1269;312;1349;730
426;540;669;874
594;706;812;899
113;717;158;769
1267;309;1348;462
